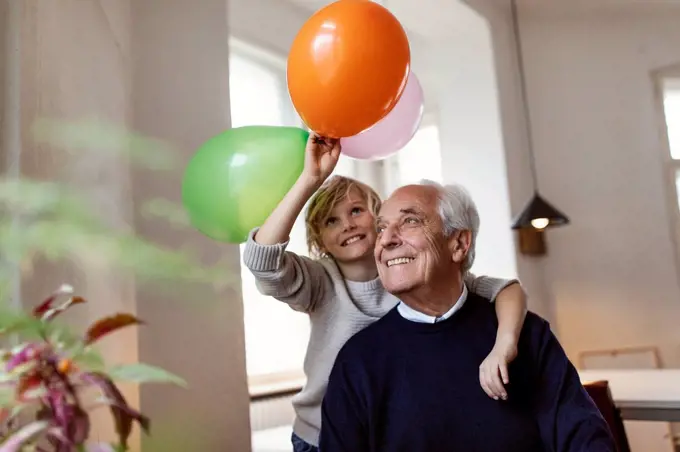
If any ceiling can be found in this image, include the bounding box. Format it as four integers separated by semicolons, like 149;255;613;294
286;0;484;42
288;0;680;33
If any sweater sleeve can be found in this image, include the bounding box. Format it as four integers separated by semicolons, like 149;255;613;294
464;272;519;302
241;228;330;313
320;355;370;452
531;320;616;452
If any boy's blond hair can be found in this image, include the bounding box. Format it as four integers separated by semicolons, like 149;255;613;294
305;175;382;258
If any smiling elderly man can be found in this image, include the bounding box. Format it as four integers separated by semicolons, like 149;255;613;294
319;181;615;452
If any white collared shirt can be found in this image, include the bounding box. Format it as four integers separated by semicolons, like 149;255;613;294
397;284;469;324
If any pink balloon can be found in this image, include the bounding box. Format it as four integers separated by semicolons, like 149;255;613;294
340;71;424;160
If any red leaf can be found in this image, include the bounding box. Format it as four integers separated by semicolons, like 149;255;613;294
81;372;150;448
84;314;143;345
69;296;86;307
33;285;75;318
42;296;87;321
0;407;10;424
33;295;58;318
16;373;42;401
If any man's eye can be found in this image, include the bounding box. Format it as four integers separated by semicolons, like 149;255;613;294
376;225;385;233
405;217;420;225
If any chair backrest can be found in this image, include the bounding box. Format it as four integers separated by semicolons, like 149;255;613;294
583;380;631;452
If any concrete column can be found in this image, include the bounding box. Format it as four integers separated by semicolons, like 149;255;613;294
1;0;22;309
17;0;140;446
130;0;251;450
11;0;251;450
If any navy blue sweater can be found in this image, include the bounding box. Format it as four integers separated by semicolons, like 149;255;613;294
320;294;615;452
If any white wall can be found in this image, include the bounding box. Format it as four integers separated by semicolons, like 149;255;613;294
516;3;680;366
433;2;518;281
464;0;680;367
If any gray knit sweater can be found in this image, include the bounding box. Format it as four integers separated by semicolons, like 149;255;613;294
242;228;518;447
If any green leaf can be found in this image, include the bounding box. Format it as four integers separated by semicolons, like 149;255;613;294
107;363;186;387
0;308;45;340
46;323;84;352
0;385;16;408
72;348;106;372
31;117;178;171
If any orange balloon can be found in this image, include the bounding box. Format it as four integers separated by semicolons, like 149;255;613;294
287;0;410;138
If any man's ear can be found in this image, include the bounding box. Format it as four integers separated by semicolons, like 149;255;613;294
448;230;472;264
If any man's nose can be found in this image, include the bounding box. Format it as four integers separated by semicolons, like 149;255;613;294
379;224;401;249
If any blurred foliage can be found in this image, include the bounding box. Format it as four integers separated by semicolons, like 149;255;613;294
0;117;241;450
0;117;238;305
31;117;178;172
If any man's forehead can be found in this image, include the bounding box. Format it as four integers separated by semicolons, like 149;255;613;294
379;185;438;218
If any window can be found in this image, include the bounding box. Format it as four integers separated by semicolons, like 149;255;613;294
229;54;287;128
383;120;443;195
229;40;308;383
662;78;680;211
229;40;356;385
660;76;680;287
664;81;680;159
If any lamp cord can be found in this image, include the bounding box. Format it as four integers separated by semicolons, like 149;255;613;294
511;0;539;192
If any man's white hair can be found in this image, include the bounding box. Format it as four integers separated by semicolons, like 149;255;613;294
418;179;480;272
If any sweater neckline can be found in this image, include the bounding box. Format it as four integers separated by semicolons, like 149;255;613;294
387;295;478;333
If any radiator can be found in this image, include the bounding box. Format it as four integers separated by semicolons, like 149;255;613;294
250;394;296;431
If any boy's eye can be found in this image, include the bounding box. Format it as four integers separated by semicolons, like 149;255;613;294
326;217;338;227
351;207;363;216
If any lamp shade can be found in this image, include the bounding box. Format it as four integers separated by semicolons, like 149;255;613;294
511;192;569;230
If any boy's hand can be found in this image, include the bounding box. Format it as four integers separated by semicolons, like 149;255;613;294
302;132;341;186
479;334;518;401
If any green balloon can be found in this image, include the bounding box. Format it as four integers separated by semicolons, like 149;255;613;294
182;126;309;243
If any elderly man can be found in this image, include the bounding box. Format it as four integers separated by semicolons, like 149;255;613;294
319;181;615;452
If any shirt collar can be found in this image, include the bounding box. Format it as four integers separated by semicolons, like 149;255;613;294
397;284;468;324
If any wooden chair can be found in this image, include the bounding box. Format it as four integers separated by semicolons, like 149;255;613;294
578;345;675;451
583;380;631;452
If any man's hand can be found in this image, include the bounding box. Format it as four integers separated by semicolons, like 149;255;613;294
479;334;518;400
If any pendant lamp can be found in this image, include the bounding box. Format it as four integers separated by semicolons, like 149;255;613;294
509;0;570;231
